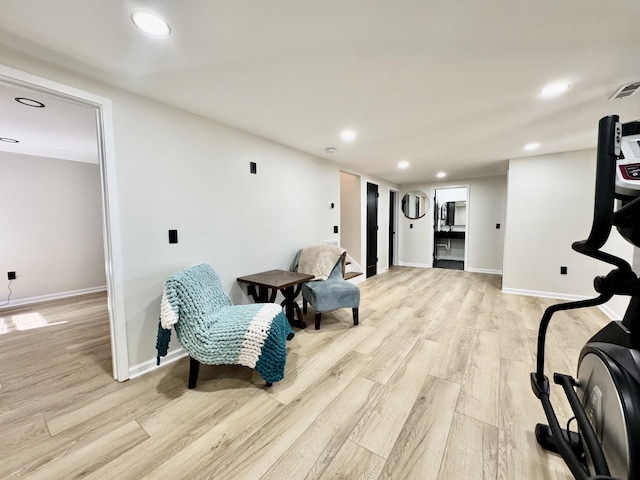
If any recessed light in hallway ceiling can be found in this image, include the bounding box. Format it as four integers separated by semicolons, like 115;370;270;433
539;82;570;98
524;142;540;151
436;172;446;179
339;129;357;142
398;161;409;169
15;97;45;108
131;11;172;37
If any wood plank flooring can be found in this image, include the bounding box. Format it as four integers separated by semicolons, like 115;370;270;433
0;267;613;479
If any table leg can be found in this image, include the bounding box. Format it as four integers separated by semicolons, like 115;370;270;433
281;285;306;329
249;285;278;303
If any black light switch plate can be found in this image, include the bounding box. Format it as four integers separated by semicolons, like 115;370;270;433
250;162;257;174
8;271;16;280
169;230;178;244
560;266;567;275
333;225;339;234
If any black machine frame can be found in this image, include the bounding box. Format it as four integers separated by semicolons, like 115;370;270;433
530;116;640;480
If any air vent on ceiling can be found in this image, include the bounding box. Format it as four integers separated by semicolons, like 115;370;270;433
609;81;640;100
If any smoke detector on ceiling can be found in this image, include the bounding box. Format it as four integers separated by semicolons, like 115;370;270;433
609;81;640;100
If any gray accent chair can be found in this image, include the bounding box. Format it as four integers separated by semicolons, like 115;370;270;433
291;249;360;330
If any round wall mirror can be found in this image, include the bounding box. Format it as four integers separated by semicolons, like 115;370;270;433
401;190;430;219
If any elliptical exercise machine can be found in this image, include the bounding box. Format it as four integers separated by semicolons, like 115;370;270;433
531;115;640;480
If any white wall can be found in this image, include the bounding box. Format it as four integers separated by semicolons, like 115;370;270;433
0;48;401;371
399;175;506;273
111;92;345;366
503;149;633;317
0;152;105;302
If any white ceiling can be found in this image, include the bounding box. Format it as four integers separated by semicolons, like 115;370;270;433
0;80;99;164
0;1;639;183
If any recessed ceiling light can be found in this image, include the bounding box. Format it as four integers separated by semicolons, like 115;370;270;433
436;172;446;179
15;97;45;108
131;11;171;37
0;137;19;143
524;142;540;151
325;147;337;154
539;82;570;98
339;129;357;142
398;161;409;169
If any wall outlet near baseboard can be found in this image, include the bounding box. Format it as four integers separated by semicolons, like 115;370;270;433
8;271;16;280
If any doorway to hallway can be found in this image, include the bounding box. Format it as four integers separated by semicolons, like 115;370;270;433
433;186;468;271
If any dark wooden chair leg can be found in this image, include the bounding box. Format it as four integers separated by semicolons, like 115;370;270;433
188;356;200;389
266;382;273;387
352;308;359;326
303;298;308;314
315;312;322;330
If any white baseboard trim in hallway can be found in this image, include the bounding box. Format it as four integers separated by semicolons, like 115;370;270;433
397;262;431;268
0;285;107;310
467;268;502;275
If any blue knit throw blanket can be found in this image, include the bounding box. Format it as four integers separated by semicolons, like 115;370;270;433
156;263;294;383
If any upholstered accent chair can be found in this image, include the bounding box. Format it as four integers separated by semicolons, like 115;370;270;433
155;263;294;388
291;246;360;330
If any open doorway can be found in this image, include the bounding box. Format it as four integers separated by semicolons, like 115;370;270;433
340;171;362;275
0;65;128;380
433;186;468;270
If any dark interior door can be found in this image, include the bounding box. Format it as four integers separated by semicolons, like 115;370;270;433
366;182;378;278
433;194;438;266
389;191;396;268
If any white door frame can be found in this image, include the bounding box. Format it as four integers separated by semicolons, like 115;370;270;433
0;64;129;381
432;185;470;269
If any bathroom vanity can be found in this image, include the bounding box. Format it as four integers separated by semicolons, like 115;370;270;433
434;201;466;268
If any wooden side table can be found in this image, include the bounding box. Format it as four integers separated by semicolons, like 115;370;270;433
237;269;315;329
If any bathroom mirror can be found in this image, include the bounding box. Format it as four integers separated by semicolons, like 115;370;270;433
439;201;467;227
401;190;430;219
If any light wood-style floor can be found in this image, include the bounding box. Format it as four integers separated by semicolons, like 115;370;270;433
0;267;613;479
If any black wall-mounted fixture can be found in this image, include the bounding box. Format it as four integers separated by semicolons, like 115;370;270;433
250;162;257;174
333;225;339;234
560;266;568;275
330;202;335;209
169;230;178;244
7;271;16;280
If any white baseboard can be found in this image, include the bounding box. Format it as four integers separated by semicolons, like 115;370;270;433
501;287;588;302
397;262;431;268
467;268;502;275
598;304;619;320
0;285;107;310
129;347;187;379
501;288;620;321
